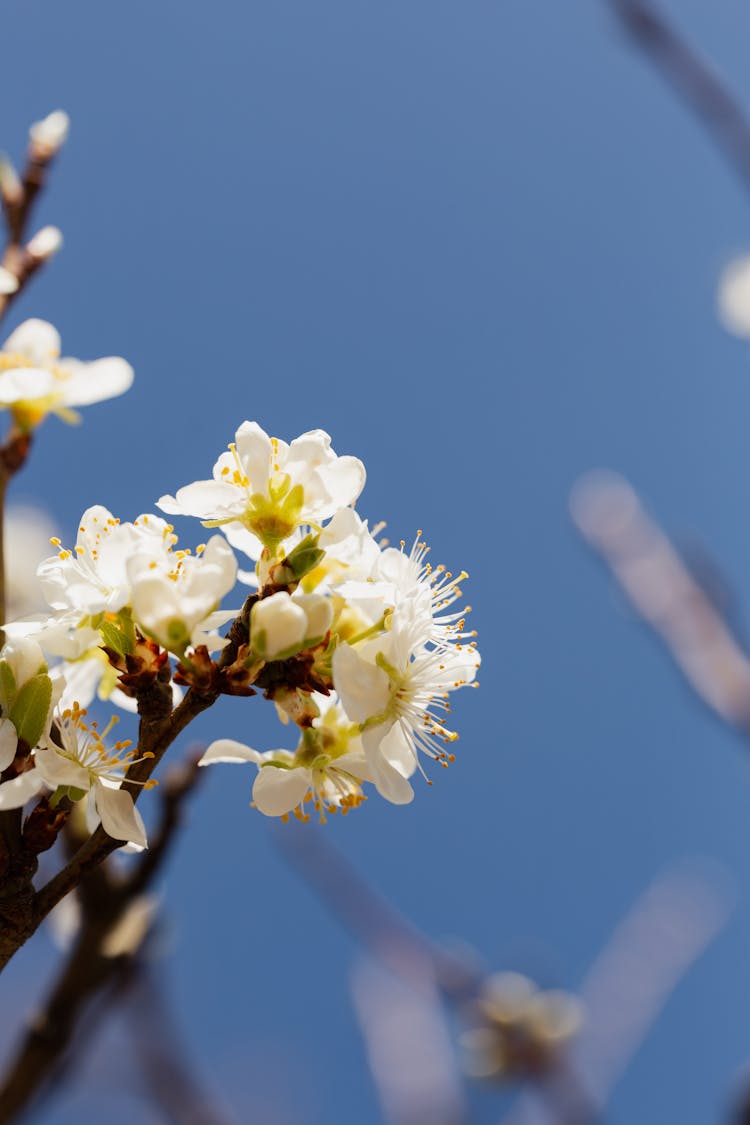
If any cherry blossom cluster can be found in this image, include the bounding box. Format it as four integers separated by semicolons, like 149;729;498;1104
0;412;480;842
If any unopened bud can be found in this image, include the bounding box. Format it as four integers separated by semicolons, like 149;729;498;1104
0;157;22;206
251;592;308;660
0;267;18;295
294;593;332;644
26;225;63;261
29;110;70;159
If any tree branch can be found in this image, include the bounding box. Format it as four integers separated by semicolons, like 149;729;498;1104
608;0;750;196
0;752;207;1124
0;123;64;324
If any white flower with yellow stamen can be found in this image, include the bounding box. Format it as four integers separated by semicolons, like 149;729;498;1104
127;534;238;655
199;742;371;820
199;694;381;820
332;603;480;801
0;319;133;429
34;703;149;847
157;421;366;559
37;507;176;620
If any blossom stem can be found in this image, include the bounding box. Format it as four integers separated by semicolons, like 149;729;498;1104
0;593;256;971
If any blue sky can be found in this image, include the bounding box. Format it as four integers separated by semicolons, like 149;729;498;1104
3;1;750;1122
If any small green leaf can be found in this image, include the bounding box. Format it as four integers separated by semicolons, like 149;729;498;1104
99;617;135;657
0;660;17;715
275;534;325;585
10;673;52;748
50;784;87;808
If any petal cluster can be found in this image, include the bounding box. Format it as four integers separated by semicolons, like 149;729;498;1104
7;419;480;833
0;319;133;429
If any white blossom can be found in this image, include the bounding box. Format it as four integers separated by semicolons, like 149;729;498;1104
0;319;133;428
37;507;174;620
33;703;147;847
199;692;416;817
332;603;479;799
157;421;365;559
127;534;237;654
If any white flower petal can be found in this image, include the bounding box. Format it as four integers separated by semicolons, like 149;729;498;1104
234;421;274;491
35;745;90;790
368;753;415;805
199;739;264;766
94;782;147;847
252;764;311;817
3;319;60;364
0;368;56;403
0;769;46;809
332;643;391;724
61;357;134;407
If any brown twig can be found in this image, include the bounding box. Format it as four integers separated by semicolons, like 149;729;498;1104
0;594;254;973
608;0;750;196
123;962;236;1125
0;122;64;323
276;820;481;1000
0;751;207;1124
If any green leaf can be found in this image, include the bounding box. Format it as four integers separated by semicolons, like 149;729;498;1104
0;660;17;715
9;673;52;748
50;784;87;808
99;617;134;657
275;534;325;585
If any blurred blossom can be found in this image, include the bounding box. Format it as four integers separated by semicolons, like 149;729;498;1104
28;109;70;159
460;972;583;1081
0;267;18;295
5;503;58;620
26;225;63;262
718;254;750;338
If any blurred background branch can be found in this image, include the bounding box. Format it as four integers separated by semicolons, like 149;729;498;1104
608;0;750;196
0;751;219;1125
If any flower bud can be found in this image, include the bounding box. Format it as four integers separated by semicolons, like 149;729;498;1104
27;226;63;261
251;592;308;659
294;594;332;644
29;110;70;159
251;591;332;659
0;157;22;206
0;267;18;295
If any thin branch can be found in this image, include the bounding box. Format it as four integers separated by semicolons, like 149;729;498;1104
276;821;481;1001
500;865;733;1125
571;472;750;737
0;122;64;324
0;595;254;972
608;0;750;196
123;963;236;1125
0;754;207;1124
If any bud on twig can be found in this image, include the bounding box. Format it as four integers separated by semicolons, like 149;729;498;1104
28;110;70;161
26;225;63;262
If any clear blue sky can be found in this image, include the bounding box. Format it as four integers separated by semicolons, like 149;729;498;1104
3;1;750;1122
